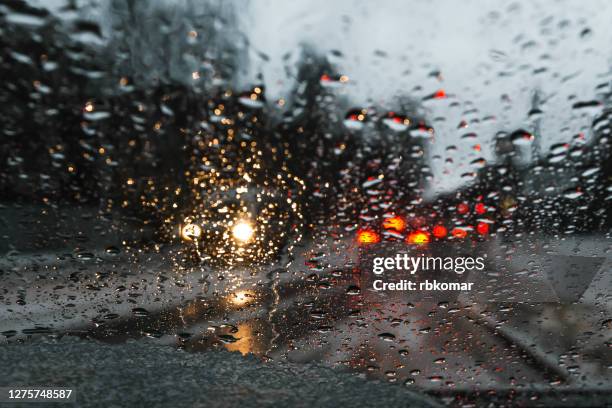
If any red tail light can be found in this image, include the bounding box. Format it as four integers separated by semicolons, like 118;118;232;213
383;216;406;232
452;228;468;239
357;229;380;245
457;203;469;215
432;225;448;238
475;203;486;214
407;231;431;244
476;222;490;235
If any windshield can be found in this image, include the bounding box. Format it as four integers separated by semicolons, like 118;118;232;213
0;1;610;407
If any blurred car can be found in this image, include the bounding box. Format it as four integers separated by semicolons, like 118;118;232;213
178;181;303;266
167;85;306;267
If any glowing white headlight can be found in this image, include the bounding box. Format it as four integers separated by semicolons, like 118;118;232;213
180;223;201;241
232;220;254;243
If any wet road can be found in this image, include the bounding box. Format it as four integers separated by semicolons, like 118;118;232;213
0;339;444;408
2;227;611;405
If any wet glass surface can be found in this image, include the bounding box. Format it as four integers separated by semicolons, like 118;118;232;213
1;1;611;406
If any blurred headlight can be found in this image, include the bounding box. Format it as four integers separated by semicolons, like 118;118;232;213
231;219;255;243
180;222;202;241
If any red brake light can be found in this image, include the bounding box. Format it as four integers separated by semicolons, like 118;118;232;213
432;225;448;238
457;203;469;214
357;229;380;245
407;231;430;245
475;203;486;214
383;216;406;232
476;222;490;235
452;228;468;239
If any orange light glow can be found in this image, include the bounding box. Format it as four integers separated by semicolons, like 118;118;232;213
452;228;468;239
407;231;430;245
357;229;380;245
432;225;448;238
383;216;406;232
229;290;255;306
476;222;490;235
